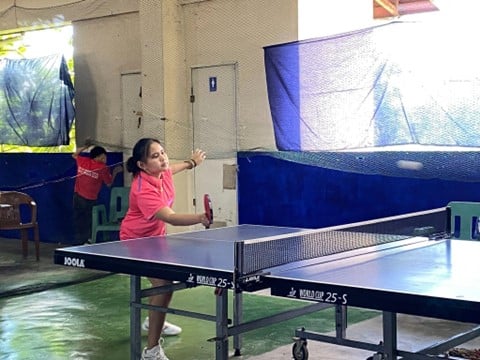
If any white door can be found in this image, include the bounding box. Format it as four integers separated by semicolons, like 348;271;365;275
191;64;238;226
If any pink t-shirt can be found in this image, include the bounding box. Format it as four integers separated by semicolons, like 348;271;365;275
119;169;175;240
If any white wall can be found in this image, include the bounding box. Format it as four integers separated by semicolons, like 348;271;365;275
298;0;374;39
69;0;378;155
182;0;299;153
73;12;141;147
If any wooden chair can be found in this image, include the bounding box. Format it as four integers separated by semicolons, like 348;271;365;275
0;191;40;260
447;201;480;240
91;186;130;243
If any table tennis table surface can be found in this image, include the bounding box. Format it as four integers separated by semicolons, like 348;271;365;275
54;223;480;324
55;224;303;268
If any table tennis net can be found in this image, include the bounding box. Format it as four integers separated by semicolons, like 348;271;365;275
238;207;447;275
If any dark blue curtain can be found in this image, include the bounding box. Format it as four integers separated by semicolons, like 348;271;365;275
0;54;75;146
0;153;123;244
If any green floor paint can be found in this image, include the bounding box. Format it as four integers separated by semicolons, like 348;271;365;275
0;274;378;359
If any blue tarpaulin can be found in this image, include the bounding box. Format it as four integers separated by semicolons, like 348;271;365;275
264;21;480;151
0;54;75;146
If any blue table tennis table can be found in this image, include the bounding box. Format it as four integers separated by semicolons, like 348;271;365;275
54;208;480;360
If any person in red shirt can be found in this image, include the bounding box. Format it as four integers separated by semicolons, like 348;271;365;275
120;138;210;360
72;142;123;245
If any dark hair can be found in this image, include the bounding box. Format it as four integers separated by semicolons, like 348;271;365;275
126;138;162;175
90;146;107;159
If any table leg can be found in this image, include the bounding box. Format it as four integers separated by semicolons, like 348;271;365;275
215;289;229;360
335;305;347;338
130;275;142;360
382;311;397;359
233;290;243;355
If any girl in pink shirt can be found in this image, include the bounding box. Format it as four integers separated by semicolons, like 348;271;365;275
120;138;209;360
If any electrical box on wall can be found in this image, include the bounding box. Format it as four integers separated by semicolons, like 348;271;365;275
223;164;237;190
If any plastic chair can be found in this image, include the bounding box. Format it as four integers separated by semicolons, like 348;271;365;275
0;191;40;260
91;186;130;243
447;201;480;240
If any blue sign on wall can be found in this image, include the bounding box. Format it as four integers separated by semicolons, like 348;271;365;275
209;77;217;92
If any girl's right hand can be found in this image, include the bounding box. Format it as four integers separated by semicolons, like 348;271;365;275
200;213;210;228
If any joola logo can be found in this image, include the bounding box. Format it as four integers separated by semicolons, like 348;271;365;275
64;257;85;268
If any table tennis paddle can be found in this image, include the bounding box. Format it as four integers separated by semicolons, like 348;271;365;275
204;194;213;229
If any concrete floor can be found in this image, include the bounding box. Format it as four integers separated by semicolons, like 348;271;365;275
243;313;480;359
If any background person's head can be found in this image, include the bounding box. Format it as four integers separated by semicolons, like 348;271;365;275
90;146;107;163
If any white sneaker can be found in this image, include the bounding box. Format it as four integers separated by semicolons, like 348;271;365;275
162;321;182;336
142;316;149;332
141;344;169;360
142;317;182;336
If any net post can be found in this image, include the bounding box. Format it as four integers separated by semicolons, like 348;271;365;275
234;241;244;282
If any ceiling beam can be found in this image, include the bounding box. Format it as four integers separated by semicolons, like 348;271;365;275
374;0;399;17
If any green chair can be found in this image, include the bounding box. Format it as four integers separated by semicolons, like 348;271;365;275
447;201;480;240
91;186;130;243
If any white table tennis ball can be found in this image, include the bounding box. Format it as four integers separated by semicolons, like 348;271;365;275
396;160;424;170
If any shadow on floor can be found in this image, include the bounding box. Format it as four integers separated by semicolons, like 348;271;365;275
0;237;110;298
